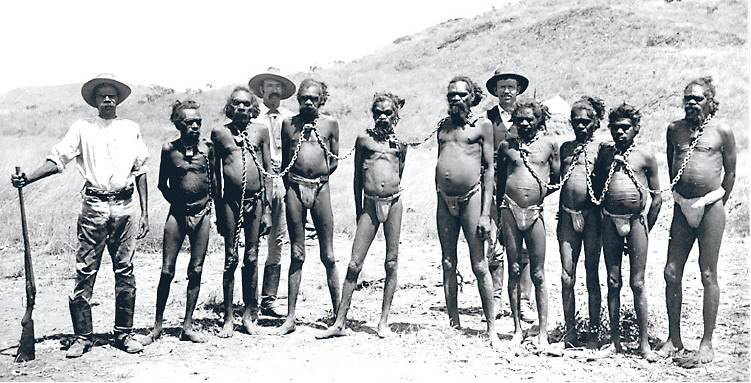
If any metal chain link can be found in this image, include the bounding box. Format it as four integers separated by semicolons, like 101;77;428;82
201;150;213;213
243;125;306;180
393;117;448;147
584;144;634;205
546;137;594;191
312;125;357;161
515;132;546;195
232;131;250;257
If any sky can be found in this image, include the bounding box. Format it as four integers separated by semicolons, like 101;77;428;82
0;0;500;94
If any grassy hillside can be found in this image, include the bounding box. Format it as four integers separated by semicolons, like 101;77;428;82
0;0;747;256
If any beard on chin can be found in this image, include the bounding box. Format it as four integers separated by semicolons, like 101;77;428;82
300;106;319;121
375;120;393;131
448;103;469;124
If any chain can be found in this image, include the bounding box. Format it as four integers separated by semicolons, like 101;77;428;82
547;137;593;191
312;125;357;161
201;150;213;212
514;132;546;195
394;117;448;147
585;144;635;205
242;126;306;180
232;132;250;256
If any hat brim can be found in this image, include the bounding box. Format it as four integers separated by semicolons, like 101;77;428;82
248;73;296;100
486;73;529;96
81;78;131;108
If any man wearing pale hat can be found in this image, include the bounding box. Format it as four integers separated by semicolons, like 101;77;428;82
11;74;149;357
485;67;535;321
249;68;296;317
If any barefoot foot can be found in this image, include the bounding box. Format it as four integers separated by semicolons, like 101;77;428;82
657;339;683;358
511;330;524;345
180;328;206;343
376;323;393;339
218;320;234;338
316;325;348;339
276;319;296;335
137;326;162;346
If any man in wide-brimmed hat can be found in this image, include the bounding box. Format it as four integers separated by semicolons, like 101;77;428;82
11;73;150;357
484;67;535;322
249;67;296;317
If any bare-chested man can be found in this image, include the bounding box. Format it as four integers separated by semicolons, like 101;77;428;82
556;96;605;348
212;87;273;337
436;76;498;349
277;79;342;335
317;92;407;340
496;99;560;350
141;100;214;345
660;77;736;367
593;103;662;360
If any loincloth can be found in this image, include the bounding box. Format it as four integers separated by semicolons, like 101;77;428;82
226;190;263;218
289;172;329;209
437;181;481;218
501;194;542;231
672;188;725;229
602;207;643;237
561;205;593;234
364;189;402;223
169;200;211;231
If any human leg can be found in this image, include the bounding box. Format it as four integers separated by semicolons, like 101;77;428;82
262;188;287;317
241;201;263;335
461;193;498;349
602;215;625;352
525;217;549;348
582;209;603;348
277;183;307;335
695;201;725;364
317;200;379;339
558;210;583;346
627;217;655;360
378;199;403;338
181;212;209;343
219;201;240;338
661;205;695;354
437;195;461;328
310;183;341;315
501;208;525;344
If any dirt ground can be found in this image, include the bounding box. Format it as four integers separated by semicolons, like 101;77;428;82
0;234;748;382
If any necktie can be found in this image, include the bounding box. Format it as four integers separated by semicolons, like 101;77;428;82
269;112;281;148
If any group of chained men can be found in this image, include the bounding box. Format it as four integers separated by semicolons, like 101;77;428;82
10;67;736;369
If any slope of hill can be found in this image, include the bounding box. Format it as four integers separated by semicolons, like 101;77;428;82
0;0;747;254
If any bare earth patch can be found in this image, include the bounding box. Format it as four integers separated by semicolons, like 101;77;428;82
0;236;748;381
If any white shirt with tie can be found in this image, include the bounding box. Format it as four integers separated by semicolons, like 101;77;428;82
253;103;294;167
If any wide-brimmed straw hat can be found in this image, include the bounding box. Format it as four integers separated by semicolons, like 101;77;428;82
248;67;296;100
486;67;529;96
81;73;131;107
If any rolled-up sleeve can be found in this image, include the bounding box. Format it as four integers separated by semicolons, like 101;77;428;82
130;126;150;176
46;122;81;172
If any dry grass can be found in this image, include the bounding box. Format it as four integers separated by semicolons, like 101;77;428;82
0;0;747;256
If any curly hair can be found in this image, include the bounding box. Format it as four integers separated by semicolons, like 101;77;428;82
571;96;606;121
298;78;329;107
685;76;719;116
513;98;550;129
224;86;260;119
170;99;200;124
448;75;484;107
608;103;642;126
371;92;406;117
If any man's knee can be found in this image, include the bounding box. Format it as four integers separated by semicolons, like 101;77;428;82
384;256;398;275
187;265;203;281
530;268;545;287
607;272;622;290
346;260;364;280
243;246;259;267
470;259;489;279
700;268;718;287
442;256;457;270
664;263;682;286
290;245;306;264
630;275;645;294
508;262;521;279
561;268;576;290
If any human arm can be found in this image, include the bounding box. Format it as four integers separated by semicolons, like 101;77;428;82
719;123;737;204
211;128;227;237
546;140;561;196
135;173;149;239
12;122;83;188
645;152;662;231
666;123;676;179
157;143;174;203
11;160;59;188
478;121;494;238
353;136;364;219
328;119;340;174
259;127;273;234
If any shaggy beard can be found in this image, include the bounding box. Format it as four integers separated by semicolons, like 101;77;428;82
448;102;470;125
685;107;705;126
299;106;319;121
374;119;393;132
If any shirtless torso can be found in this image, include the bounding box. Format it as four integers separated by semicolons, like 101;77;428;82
661;82;736;367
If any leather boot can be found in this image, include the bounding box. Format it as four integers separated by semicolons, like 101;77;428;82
67;297;93;358
260;264;284;317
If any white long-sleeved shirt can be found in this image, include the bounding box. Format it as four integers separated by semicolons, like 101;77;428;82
47;116;149;192
252;103;294;165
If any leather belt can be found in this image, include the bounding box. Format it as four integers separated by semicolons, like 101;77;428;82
84;185;134;201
